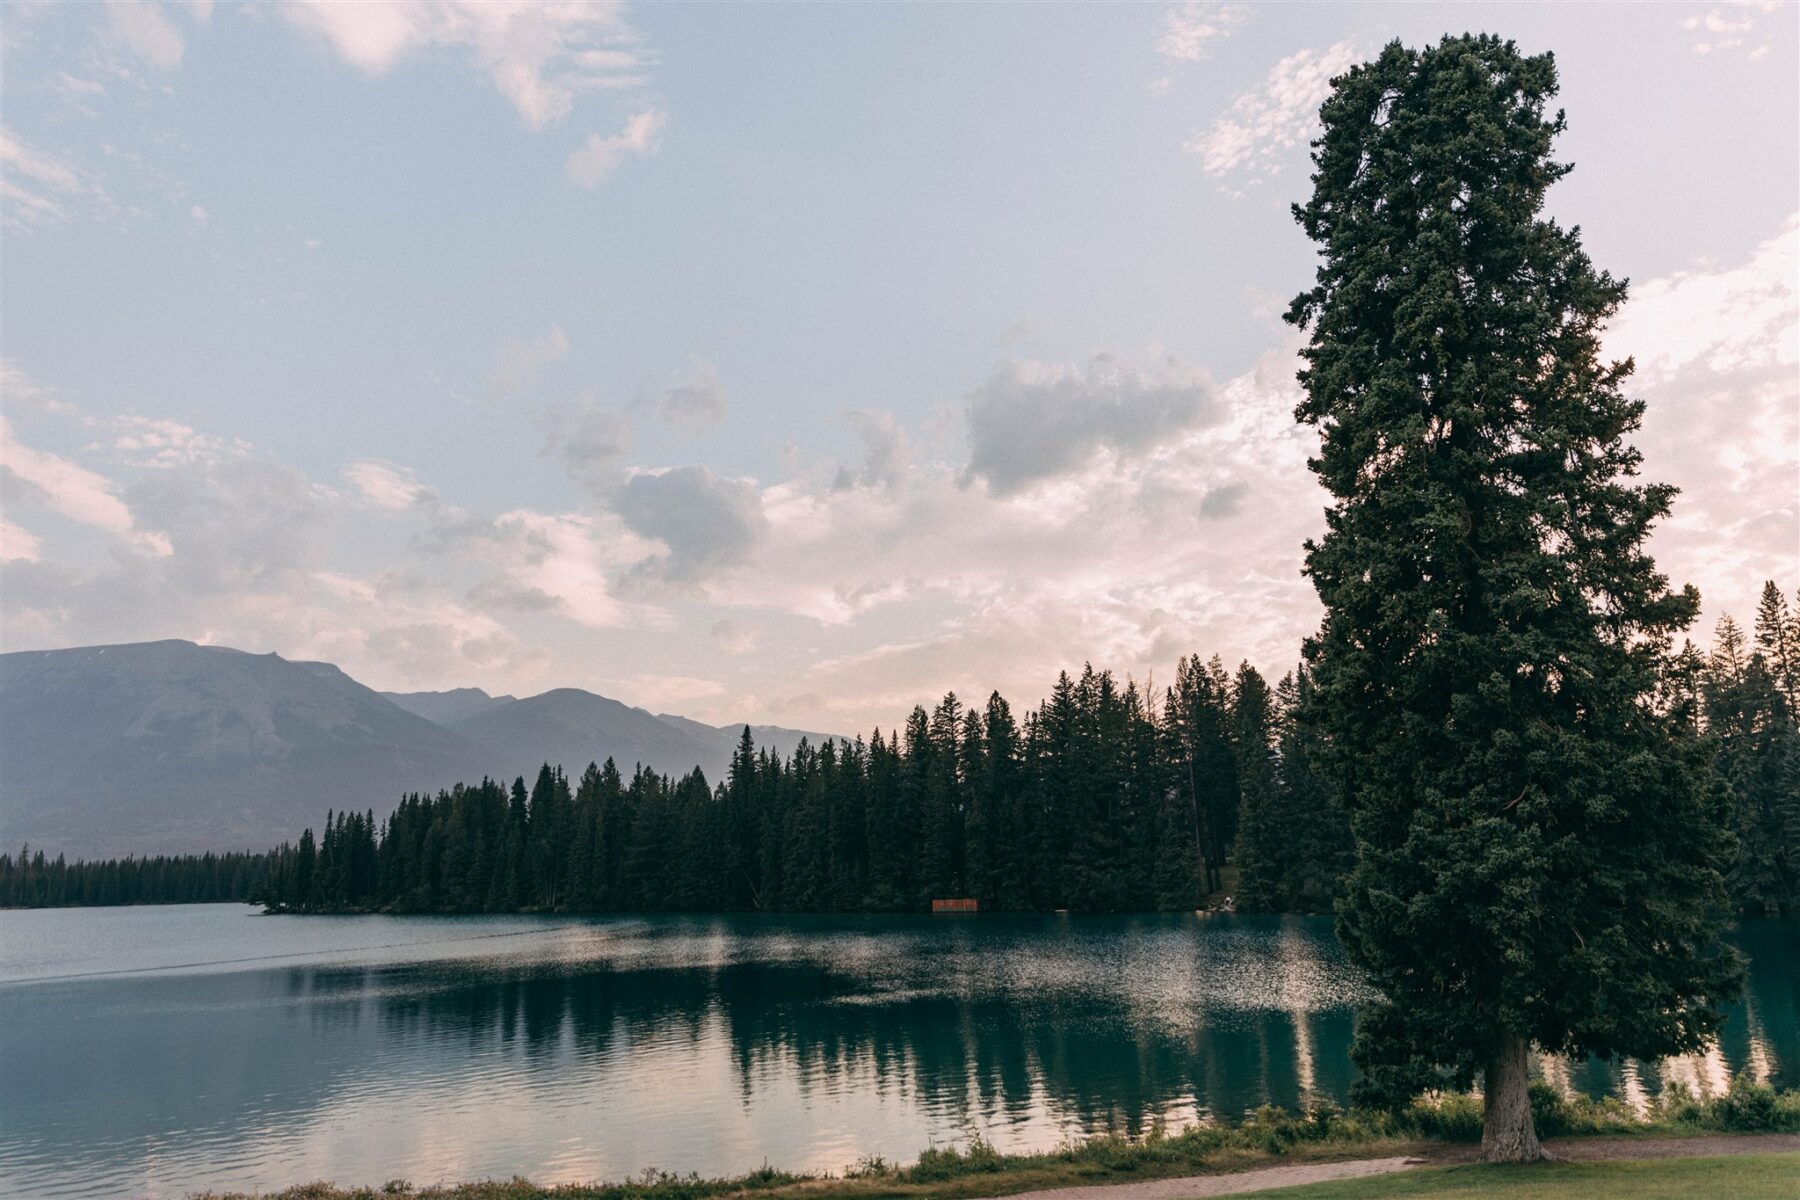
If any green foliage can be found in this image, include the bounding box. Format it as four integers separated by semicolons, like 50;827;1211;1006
0;844;273;908
206;655;1360;916
1286;32;1743;1117
1703;599;1800;917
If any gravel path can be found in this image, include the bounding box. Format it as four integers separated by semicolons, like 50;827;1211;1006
998;1133;1800;1200
998;1158;1422;1200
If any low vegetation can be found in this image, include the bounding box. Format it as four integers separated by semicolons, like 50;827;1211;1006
188;1082;1799;1200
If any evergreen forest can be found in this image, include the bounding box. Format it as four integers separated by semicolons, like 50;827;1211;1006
6;583;1793;917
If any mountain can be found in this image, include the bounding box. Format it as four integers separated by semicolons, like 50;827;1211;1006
0;641;494;858
382;687;517;726
0;641;846;858
438;697;841;790
655;713;843;768
447;689;730;783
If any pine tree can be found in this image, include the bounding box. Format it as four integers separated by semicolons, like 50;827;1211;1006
1286;34;1740;1162
1754;581;1798;712
1275;669;1354;912
1229;664;1284;912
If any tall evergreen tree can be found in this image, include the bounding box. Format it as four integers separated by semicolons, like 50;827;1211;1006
1286;34;1740;1161
1754;581;1798;712
1229;664;1284;912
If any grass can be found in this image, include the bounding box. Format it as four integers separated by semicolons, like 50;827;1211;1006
188;1081;1800;1200
1252;1153;1800;1199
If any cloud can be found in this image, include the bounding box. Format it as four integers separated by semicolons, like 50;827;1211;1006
1157;3;1249;62
963;353;1215;494
1;360;77;417
462;508;645;628
565;106;665;187
0;342;1328;729
617;672;725;711
1199;480;1248;518
1;441;543;690
0;417;170;555
710;618;759;656
1681;3;1781;57
0;126;87;231
835;410;911;493
1186;41;1361;181
489;324;569;396
655;361;727;431
613;465;768;584
1609;213;1800;639
104;414;248;468
105;0;186;71
344;461;432;510
1608;213;1798;383
282;0;649;128
0;518;43;563
537;401;632;496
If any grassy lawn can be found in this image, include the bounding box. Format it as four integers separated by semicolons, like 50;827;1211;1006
1250;1153;1800;1199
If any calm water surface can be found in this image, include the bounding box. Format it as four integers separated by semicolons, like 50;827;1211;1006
0;906;1793;1199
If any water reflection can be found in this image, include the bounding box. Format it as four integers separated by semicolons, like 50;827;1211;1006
0;911;1791;1199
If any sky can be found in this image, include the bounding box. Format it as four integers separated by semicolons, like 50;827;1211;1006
1;1;1796;732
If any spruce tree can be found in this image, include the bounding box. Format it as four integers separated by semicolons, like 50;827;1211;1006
1286;34;1741;1161
1230;664;1284;912
1754;581;1798;712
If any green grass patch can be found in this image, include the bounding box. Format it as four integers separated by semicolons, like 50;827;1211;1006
1251;1153;1800;1199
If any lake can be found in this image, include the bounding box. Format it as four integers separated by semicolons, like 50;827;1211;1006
0;906;1793;1199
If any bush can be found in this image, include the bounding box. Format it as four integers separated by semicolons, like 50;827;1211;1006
1404;1092;1484;1142
1528;1082;1574;1137
1712;1076;1788;1132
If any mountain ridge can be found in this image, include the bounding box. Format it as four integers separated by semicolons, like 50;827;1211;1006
0;640;839;858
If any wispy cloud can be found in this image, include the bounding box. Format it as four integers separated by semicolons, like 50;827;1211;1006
1157;3;1249;62
565;106;665;188
0;417;171;555
1609;213;1798;382
655;361;727;432
0;126;88;230
1186;41;1360;184
104;0;186;71
282;0;650;129
1681;2;1781;58
489;325;570;396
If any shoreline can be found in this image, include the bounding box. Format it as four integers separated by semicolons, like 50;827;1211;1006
183;1130;1800;1200
182;1089;1800;1200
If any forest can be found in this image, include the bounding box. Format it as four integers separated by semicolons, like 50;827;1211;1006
4;582;1794;917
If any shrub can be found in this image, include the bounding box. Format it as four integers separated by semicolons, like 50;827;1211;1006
1712;1076;1786;1132
1404;1092;1484;1142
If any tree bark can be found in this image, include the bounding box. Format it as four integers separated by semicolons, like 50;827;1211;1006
1481;1034;1547;1163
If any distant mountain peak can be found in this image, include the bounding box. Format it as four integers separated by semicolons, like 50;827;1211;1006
3;640;846;858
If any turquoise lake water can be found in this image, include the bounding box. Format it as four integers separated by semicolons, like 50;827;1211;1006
0;905;1792;1198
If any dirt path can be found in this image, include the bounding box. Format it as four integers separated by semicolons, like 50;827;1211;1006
998;1158;1421;1200
999;1133;1800;1200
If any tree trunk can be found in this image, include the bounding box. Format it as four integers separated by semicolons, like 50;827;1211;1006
1481;1034;1546;1163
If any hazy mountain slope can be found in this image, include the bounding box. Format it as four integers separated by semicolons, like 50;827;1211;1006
449;689;731;782
0;641;495;857
382;687;517;726
656;713;845;768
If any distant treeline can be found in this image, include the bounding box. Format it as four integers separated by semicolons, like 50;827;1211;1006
7;583;1795;917
254;654;1352;916
0;848;274;909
